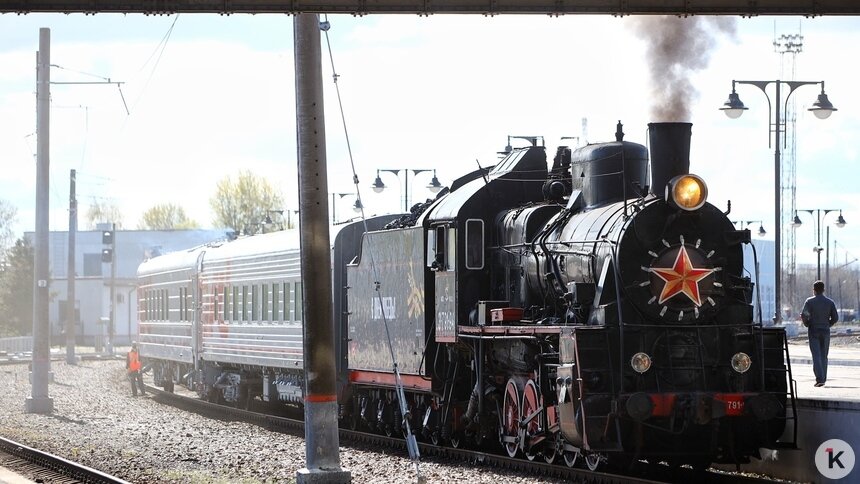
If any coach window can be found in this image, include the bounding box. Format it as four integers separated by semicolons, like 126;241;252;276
232;286;239;322
430;226;446;270
272;283;280;321
186;287;192;321
447;226;457;271
262;284;269;322
179;288;186;321
284;282;291;321
465;219;484;270
252;285;259;321
162;289;168;321
242;285;249;322
223;287;229;322
296;282;303;322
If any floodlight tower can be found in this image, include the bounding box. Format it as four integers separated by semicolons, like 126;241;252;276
774;31;803;313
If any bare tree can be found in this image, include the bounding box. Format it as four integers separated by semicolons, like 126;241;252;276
84;198;124;230
210;170;284;235
0;199;17;260
138;203;200;230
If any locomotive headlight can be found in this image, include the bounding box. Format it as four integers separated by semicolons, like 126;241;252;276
731;352;752;373
630;352;652;374
666;174;708;211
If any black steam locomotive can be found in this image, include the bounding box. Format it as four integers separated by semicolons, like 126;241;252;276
137;122;795;471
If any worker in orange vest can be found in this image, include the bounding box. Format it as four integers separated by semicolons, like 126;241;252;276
126;342;146;397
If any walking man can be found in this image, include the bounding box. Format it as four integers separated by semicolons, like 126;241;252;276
801;280;838;387
126;342;146;396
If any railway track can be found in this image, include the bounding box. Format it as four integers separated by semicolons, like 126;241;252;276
0;353;124;366
0;435;130;484
146;385;784;484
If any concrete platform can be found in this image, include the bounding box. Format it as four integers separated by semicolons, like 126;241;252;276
0;466;37;484
787;341;860;402
719;339;860;483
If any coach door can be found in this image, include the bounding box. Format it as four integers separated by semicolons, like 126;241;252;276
430;224;457;343
192;251;206;376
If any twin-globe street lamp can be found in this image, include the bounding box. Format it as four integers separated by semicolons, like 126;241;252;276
372;169;443;212
721;79;837;324
331;192;362;224
791;209;847;282
733;220;767;237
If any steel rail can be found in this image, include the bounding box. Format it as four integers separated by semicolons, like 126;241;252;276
145;384;784;484
0;435;131;484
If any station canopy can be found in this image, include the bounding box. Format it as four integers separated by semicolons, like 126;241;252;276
1;0;858;15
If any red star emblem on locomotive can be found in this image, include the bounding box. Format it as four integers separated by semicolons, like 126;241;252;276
651;245;714;306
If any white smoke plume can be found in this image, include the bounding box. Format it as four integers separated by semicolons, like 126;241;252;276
630;16;737;122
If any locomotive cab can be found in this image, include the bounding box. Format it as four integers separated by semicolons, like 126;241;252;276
426;146;548;342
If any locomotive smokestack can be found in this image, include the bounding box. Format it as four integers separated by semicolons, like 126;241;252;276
648;122;692;198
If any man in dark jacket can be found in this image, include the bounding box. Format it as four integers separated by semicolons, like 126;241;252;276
801;280;839;387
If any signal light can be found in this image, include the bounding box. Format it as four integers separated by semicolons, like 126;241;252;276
101;248;113;263
102;230;114;245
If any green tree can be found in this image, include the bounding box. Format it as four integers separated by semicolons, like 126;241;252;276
210;170;284;235
138;203;200;230
0;238;34;336
0;199;17;260
85;198;124;230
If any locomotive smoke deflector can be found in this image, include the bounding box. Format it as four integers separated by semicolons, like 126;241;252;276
648;122;692;199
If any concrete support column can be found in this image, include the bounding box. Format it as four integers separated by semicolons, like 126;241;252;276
27;27;54;414
294;13;350;484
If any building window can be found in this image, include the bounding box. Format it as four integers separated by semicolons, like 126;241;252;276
83;254;102;277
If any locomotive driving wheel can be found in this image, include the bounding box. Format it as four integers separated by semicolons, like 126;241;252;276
585;452;603;471
501;378;523;458
544;405;560;464
521;379;541;461
563;449;579;468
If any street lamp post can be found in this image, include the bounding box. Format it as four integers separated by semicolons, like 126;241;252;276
372;169;443;212
791;209;846;283
330;193;362;224
721;79;837;324
733;220;767;237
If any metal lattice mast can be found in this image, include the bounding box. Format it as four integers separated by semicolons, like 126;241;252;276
774;31;803;313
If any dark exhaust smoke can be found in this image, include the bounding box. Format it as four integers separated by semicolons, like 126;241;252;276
648;122;692;198
630;16;737;121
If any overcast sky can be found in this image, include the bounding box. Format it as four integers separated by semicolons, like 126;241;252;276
0;13;858;266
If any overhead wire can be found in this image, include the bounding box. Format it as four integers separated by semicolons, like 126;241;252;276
126;14;180;120
320;15;423;480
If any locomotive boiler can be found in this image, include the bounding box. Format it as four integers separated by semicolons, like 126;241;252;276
136;121;796;473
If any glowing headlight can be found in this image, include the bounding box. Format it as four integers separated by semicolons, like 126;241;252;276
631;352;652;374
666;174;708;211
731;352;752;374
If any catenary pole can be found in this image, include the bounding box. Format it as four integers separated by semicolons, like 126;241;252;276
27;27;54;414
66;169;77;364
294;13;350;484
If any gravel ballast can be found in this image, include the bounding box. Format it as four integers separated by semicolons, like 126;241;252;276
0;357;560;484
